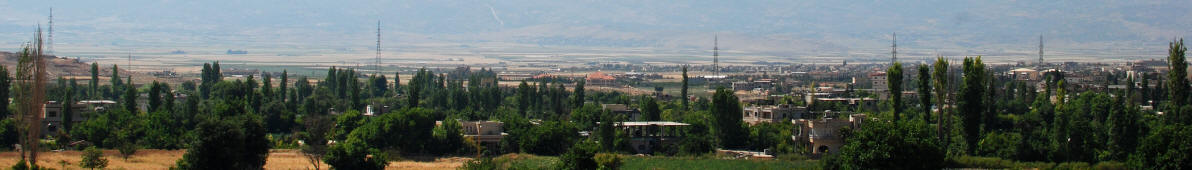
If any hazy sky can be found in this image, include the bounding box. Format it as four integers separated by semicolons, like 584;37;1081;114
2;0;1189;58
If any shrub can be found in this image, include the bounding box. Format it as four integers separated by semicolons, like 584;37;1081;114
324;138;388;170
118;143;138;160
460;157;498;170
558;141;599;170
594;153;622;170
80;146;109;170
827;121;944;169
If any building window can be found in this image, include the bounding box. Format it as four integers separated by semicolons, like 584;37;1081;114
47;111;58;118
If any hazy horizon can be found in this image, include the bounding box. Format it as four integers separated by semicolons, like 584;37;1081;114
3;0;1190;63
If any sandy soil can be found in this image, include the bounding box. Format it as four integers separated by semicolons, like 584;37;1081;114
0;149;468;170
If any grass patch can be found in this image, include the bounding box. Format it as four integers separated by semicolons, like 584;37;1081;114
491;153;559;169
620;156;820;170
488;154;820;170
947;156;1127;169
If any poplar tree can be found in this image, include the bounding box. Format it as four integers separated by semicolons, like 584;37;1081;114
960;56;986;153
1167;38;1188;123
917;64;932;122
90;63;98;99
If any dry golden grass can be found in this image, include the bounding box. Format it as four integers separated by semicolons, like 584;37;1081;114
0;149;468;170
0;149;183;170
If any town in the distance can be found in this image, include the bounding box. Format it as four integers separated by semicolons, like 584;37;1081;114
3;7;1192;170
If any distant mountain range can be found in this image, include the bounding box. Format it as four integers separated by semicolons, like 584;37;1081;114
1;0;1188;60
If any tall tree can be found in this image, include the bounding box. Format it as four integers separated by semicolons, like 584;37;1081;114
917;64;932;122
517;80;533;115
932;57;950;141
349;70;362;110
279;70;288;101
212;61;221;79
0;66;9;118
712;87;745;148
148;81;162;112
296;76;312;103
400;71;405;96
888;62;904;121
200;63;213;99
1167;38;1189;123
324;66;338;94
262;73;273;100
640;96;660;121
407;68;425;108
124;79;137;113
13;36;49;163
90;63;98;99
681;65;690;108
573;80;586;108
372;74;388;98
110;64;122;90
960;56;986;154
300;115;333;170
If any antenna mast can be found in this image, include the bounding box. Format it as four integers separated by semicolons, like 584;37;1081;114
1038;35;1044;68
375;20;382;75
714;36;719;76
892;32;897;64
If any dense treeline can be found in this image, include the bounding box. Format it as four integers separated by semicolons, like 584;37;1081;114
828;39;1192;169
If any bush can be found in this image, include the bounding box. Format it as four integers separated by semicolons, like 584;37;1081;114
594;153;622;170
1092;161;1127;170
460;157;498;170
558;141;599;170
118;143;138;160
827;121;944;169
976;132;1020;159
946;156;1126;169
173;115;270;170
520;121;580;155
324;138;388;170
80;146;109;170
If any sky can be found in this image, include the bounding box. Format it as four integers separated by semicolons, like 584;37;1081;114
1;0;1189;60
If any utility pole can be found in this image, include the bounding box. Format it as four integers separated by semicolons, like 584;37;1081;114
892;32;897;65
47;8;53;56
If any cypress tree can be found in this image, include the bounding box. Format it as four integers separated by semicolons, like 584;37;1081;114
262;73;273;100
124;79;137;113
888;62;904;121
149;81;162;112
573;80;585;108
111;65;122;89
279;70;288;101
681;65;689;108
0;66;10;118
